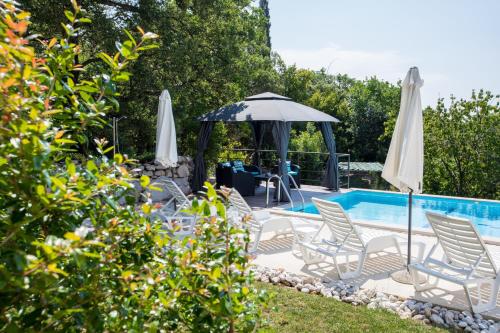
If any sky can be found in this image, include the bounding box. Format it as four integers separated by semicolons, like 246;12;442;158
268;0;500;107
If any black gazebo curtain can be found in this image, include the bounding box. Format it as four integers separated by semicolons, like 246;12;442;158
319;122;339;190
272;121;292;201
191;121;214;192
250;121;268;168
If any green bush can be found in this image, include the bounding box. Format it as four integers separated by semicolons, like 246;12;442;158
423;92;499;200
0;2;267;331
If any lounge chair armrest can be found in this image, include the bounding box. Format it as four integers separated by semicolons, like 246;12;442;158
253;210;271;221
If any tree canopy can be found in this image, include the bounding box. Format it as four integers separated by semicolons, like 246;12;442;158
19;0;499;200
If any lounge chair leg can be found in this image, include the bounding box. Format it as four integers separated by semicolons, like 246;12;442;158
336;253;365;280
249;227;263;253
393;238;405;267
300;244;324;265
409;267;439;291
464;279;499;313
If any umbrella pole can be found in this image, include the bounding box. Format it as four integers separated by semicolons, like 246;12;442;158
407;189;413;269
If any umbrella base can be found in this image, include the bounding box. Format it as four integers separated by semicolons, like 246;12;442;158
391;269;426;285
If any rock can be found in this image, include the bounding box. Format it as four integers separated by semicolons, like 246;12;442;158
430;314;445;326
173;177;191;194
145;164;155;171
479;323;488;330
359;294;370;304
177;164;189;178
154;164;167;170
320;288;332;297
465;317;475;326
463;311;473;318
154;170;165;176
400;312;412;319
407;303;417;311
143;170;153;176
344;296;355;303
303;283;315;290
444;311;455;325
248;265;500;332
412;314;425;321
302;276;315;285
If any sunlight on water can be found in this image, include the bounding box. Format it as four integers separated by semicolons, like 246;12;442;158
293;190;500;238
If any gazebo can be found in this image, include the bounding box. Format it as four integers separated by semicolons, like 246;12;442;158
191;92;340;200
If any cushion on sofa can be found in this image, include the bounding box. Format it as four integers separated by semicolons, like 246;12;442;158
232;160;245;173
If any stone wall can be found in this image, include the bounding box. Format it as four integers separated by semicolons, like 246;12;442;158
129;156;194;202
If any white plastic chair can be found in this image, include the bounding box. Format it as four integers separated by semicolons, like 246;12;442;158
160;179;191;216
409;212;500;313
152;179;195;238
222;186;299;253
295;197;404;280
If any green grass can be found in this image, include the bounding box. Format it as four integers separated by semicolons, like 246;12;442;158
257;282;448;333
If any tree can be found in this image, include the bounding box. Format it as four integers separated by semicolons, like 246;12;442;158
423;91;499;199
20;0;275;163
259;0;271;50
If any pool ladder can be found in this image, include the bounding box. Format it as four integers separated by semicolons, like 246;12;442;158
265;174;305;211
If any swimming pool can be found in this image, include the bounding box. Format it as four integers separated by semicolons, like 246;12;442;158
289;190;500;238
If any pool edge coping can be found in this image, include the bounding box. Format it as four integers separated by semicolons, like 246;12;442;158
269;208;500;246
348;187;500;204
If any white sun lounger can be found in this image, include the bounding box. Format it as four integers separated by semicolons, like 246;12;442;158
222;186;311;253
295;197;404;280
409;212;500;313
154;179;195;238
160;179;192;216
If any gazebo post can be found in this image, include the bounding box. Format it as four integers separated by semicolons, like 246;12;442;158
272;121;292;202
319;122;339;191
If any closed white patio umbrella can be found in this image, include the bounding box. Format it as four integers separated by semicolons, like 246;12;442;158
382;67;424;284
155;90;178;167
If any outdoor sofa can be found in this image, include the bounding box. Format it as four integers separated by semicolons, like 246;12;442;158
215;161;259;196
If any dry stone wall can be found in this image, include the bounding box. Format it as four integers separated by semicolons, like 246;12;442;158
129;156;194;202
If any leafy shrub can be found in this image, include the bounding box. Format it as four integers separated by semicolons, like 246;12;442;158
0;1;267;331
423;91;499;200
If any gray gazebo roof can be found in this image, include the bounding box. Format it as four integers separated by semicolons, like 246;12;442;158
198;92;340;123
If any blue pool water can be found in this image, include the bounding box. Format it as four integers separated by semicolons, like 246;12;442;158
290;190;500;238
